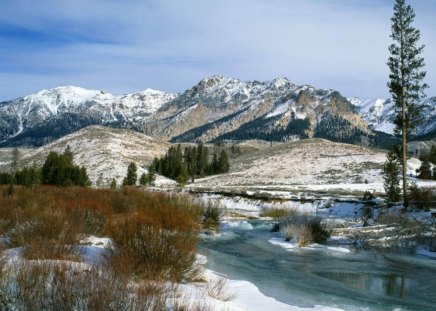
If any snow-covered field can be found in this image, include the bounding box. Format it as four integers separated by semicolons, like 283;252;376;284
190;139;435;196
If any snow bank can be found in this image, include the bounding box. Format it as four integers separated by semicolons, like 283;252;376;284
211;270;344;311
268;237;351;254
178;269;344;311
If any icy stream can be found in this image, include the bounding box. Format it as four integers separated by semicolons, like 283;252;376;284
199;220;436;311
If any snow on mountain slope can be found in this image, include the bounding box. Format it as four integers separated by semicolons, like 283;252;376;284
0;86;175;145
145;76;369;144
353;97;436;136
2;76;433;148
13;125;174;186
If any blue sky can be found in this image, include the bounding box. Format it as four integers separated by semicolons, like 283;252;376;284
1;0;435;101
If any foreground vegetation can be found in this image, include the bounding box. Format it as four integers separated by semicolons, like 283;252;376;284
0;186;213;310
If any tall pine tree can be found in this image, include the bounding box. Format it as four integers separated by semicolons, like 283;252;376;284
123;162;138;186
387;0;428;207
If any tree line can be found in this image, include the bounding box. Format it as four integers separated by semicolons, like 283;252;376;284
0;146;90;187
152;143;230;185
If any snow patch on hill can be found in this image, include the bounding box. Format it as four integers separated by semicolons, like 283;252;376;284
190;139;432;194
14;126;175;187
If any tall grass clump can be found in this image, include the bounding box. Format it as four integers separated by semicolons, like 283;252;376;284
202;201;223;231
262;207;300;219
280;214;330;246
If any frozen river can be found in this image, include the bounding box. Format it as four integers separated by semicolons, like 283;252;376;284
200;220;436;311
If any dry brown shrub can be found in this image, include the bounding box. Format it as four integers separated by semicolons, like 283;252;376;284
0;186;204;282
262;207;300;219
0;261;168;311
108;213;200;282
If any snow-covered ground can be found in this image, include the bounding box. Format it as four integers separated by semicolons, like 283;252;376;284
190;139;435;195
183;269;344;311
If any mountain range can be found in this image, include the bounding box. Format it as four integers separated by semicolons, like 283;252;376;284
0;76;434;147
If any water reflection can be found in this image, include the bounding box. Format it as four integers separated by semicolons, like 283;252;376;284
316;271;407;299
200;219;436;311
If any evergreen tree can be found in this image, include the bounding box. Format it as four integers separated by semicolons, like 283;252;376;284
13;164;42;187
218;149;230;173
176;164;189;186
29;163;41;185
197;143;208;177
387;0;428;207
147;164;156;186
41;148;89;187
211;153;219;175
110;178;117;189
139;172;148;186
383;149;401;203
123;162;137;186
78;166;91;186
0;172;13;185
42;151;60;185
417;158;432;179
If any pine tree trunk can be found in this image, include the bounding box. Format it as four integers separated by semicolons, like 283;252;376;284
402;86;408;207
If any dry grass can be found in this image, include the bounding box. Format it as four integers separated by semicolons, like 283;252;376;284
0;185;206;307
280;214;330;246
0;261;168;311
261;206;300;219
205;276;235;302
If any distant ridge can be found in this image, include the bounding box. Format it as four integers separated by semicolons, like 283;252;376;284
0;76;434;147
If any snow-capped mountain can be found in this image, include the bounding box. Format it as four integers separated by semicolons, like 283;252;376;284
1;76;434;148
0;86;176;146
352;97;436;137
142;76;370;145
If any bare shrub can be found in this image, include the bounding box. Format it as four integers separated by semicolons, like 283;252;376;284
108;215;199;282
0;186;207;308
8;210;80;261
107;191;202;282
376;213;431;246
205;276;234;302
0;261;169;311
280;215;330;246
349;229;371;248
202;201;223;231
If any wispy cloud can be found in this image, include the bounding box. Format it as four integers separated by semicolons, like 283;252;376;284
0;0;435;101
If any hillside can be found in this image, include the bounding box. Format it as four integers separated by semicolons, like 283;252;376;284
6;126;174;186
189;139;430;195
